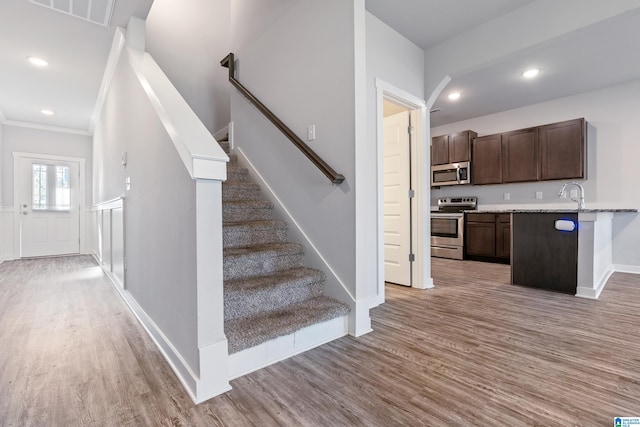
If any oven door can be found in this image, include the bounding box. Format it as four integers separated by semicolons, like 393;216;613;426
431;213;463;247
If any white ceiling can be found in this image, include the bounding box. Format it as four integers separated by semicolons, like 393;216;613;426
0;0;152;132
365;0;535;50
2;1;639;132
366;1;640;128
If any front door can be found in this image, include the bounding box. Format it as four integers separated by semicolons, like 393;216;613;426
18;156;80;257
383;111;412;286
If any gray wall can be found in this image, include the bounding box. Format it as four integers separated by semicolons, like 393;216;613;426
93;50;199;374
0;125;92;206
365;12;426;293
230;0;358;293
145;0;231;134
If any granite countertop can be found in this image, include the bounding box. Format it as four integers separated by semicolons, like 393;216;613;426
466;208;638;214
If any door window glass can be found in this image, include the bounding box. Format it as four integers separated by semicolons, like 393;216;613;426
32;163;71;211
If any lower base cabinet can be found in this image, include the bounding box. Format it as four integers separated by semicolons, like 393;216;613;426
465;213;511;263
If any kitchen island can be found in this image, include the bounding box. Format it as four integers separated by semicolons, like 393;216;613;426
469;207;638;299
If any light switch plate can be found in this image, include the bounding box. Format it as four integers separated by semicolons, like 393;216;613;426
570;189;579;198
307;124;316;141
503;192;510;200
126;176;131;191
536;191;543;199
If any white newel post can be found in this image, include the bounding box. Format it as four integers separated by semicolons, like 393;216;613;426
195;178;231;401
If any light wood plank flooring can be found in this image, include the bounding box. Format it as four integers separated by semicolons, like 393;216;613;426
1;255;640;426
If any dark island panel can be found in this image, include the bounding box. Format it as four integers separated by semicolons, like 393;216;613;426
511;213;578;294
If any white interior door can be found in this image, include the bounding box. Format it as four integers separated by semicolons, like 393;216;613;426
19;157;80;257
383;111;411;286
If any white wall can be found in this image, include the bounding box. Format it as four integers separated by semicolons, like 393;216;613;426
230;0;359;294
145;0;231;134
431;79;640;267
93;48;200;374
0;125;92;206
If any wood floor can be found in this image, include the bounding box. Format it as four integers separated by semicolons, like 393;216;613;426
1;256;640;426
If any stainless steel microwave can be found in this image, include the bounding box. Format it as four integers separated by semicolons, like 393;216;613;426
431;161;471;187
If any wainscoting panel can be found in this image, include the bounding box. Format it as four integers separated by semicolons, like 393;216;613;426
0;207;15;262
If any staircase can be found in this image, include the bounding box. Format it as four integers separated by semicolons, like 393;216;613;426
219;139;350;359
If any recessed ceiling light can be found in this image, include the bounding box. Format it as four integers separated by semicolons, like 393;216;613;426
448;92;461;101
523;68;540;79
41;109;54;116
28;56;49;67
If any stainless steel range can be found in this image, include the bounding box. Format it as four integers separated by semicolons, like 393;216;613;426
431;196;477;260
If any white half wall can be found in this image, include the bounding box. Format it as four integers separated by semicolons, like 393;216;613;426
431;79;640;268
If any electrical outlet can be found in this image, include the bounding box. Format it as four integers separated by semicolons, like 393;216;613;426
503;192;510;201
126;176;131;191
536;191;543;200
570;189;579;199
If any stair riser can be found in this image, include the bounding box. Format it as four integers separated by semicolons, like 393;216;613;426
223;253;304;281
223;228;288;249
225;281;324;321
223;186;261;201
227;168;248;182
223;207;273;222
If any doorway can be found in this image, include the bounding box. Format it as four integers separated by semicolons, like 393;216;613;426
13;152;85;258
376;78;431;302
383;101;415;286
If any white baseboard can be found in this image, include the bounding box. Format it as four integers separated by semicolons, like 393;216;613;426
576;267;614;299
92;253;230;403
228;315;348;380
614;264;640;275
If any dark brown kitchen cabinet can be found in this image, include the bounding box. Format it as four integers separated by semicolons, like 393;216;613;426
471;134;502;185
431;130;477;165
502;127;539;183
539;118;585;181
495;214;511;259
466;213;511;263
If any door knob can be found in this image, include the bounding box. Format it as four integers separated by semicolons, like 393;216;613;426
22;211;28;215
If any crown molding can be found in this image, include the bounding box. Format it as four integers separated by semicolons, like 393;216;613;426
1;119;91;136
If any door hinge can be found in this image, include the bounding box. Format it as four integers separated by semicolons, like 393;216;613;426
409;253;415;262
408;126;414;134
408;189;415;199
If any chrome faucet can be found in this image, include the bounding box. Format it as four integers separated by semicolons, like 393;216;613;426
558;181;585;210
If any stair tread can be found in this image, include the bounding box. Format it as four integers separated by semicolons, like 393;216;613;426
225;296;350;354
224;200;272;208
225;267;324;291
224;242;303;257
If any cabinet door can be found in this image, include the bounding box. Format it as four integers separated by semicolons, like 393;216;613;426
539;118;585;180
431;135;450;165
448;131;476;163
472;134;502;185
502;128;539;183
495;214;511;259
466;214;496;257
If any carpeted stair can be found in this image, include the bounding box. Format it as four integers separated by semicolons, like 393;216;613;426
220;138;350;355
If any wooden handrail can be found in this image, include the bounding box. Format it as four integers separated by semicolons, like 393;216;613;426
221;53;345;185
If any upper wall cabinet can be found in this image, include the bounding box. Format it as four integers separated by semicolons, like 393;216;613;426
502;127;539;183
431;130;478;165
470;118;586;185
472;134;502;185
539;118;585;181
